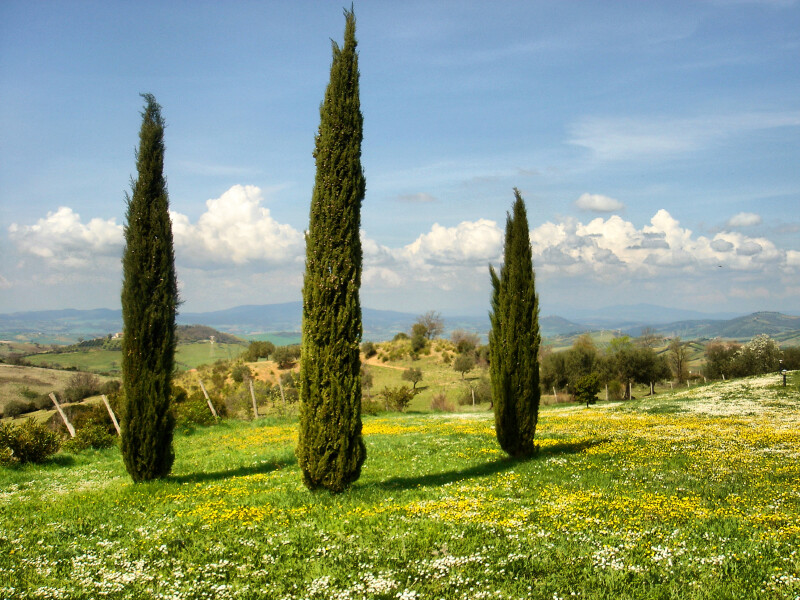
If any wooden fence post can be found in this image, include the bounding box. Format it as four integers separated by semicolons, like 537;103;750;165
197;378;218;418
249;379;259;419
101;394;121;436
49;392;75;438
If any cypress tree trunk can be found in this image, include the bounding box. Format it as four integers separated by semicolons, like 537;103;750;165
489;188;541;457
120;94;178;482
297;9;366;492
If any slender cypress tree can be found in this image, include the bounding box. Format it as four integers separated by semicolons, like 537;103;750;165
489;188;541;457
120;94;178;482
296;9;366;492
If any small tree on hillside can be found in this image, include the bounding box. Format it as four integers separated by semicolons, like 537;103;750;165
414;310;444;340
297;9;366;493
401;367;423;391
489;188;541;457
120;94;178;482
668;337;689;383
574;373;601;408
453;353;475;380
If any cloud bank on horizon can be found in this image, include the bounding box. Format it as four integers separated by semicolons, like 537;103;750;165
1;1;798;316
6;184;798;316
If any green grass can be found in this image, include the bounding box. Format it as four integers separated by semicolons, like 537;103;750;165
22;342;246;374
2;372;799;599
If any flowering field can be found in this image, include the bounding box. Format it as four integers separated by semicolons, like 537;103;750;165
1;372;799;599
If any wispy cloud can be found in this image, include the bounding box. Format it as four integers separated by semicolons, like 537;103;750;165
568;111;800;161
726;212;762;227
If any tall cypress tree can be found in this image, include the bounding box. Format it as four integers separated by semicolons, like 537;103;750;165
120;94;178;482
489;188;541;457
296;9;366;492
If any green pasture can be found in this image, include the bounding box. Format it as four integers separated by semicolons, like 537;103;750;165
21;343;246;374
2;372;799;599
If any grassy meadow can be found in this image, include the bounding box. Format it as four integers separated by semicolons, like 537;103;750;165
23;342;246;375
2;371;799;599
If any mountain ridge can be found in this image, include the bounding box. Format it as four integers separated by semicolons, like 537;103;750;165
1;304;798;344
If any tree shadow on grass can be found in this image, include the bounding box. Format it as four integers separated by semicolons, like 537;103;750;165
170;456;296;485
375;437;607;492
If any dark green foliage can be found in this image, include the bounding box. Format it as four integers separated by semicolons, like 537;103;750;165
120;94;178;482
361;341;377;358
453;353;475;379
782;346;800;370
489;189;541;457
272;345;299;369
3;400;31;419
574;373;601;408
297;9;366;493
243;340;276;362
410;333;426;353
230;363;252;383
0;419;61;466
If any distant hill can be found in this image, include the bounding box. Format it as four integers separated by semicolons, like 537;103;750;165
641;311;800;341
1;304;797;345
176;325;243;345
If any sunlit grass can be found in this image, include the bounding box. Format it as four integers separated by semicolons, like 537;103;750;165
1;373;799;599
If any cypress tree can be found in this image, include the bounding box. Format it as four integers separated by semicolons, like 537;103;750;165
296;9;366;492
120;94;178;482
489;188;541;457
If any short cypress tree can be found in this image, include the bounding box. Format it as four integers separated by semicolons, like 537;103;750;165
489;188;541;457
296;9;366;492
120;94;178;482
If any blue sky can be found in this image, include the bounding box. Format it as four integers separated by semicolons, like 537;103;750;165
1;0;798;317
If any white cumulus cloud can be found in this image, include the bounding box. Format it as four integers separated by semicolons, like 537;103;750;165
401;219;503;267
575;193;625;212
8;207;123;268
170;185;304;267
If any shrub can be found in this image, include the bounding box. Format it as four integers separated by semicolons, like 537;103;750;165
0;419;61;465
441;351;452;365
63;372;102;403
410;333;426;353
451;330;480;354
174;394;218;430
231;363;252;383
430;393;454;413
273;345;299;369
379;386;415;412
63;421;116;452
100;380;122;396
361;397;382;416
607;380;624;401
4;400;33;419
392;332;409;342
361;341;377;358
458;377;492;406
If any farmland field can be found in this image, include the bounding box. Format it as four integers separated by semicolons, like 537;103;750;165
1;372;799;599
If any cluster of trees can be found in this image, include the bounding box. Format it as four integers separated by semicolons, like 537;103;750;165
704;334;800;379
541;334;673;401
